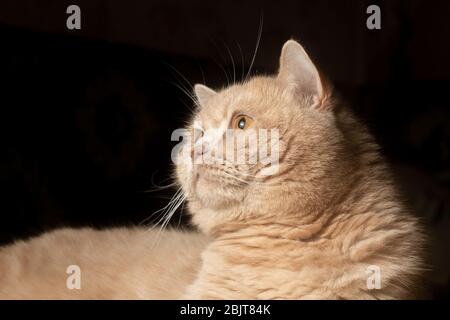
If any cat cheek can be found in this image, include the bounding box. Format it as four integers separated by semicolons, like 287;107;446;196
175;151;195;194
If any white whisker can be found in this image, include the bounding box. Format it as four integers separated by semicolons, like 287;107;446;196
222;40;236;84
245;13;264;82
236;42;245;83
147;188;187;249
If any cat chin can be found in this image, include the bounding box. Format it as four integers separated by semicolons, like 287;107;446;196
193;177;242;209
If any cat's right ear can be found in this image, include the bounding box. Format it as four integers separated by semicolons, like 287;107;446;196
194;84;216;108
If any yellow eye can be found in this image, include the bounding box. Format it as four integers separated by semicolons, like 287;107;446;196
232;115;253;130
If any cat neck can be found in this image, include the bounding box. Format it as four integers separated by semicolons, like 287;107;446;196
199;161;400;246
206;208;334;243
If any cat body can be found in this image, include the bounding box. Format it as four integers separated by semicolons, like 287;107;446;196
182;106;425;299
0;40;426;299
0;228;208;299
177;41;426;299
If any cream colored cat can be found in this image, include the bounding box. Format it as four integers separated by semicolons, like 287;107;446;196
0;228;208;299
0;40;426;299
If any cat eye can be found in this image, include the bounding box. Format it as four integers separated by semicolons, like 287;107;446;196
231;114;253;130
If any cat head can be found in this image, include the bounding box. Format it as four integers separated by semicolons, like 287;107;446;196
175;40;348;234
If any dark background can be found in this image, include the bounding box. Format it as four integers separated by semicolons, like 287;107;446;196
0;0;449;298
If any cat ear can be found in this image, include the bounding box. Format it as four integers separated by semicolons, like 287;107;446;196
194;84;216;107
277;40;328;109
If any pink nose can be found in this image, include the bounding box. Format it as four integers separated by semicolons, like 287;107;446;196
191;146;202;161
191;141;209;162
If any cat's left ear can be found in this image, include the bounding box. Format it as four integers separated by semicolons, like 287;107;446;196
277;40;330;110
194;84;216;108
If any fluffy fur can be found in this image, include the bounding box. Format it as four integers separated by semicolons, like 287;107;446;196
176;40;426;299
0;228;208;299
0;40;426;299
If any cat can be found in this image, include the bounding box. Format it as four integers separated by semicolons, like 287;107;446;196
176;40;426;299
0;228;209;299
0;39;426;299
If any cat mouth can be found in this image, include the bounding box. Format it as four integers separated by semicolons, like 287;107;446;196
191;165;228;189
193;165;248;190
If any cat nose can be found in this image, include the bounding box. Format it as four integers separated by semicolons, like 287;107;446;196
191;146;202;161
191;141;209;162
